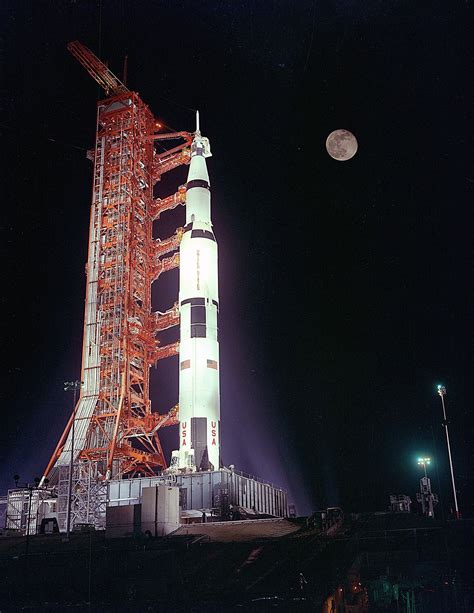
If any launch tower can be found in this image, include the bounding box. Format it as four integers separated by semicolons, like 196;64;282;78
42;42;193;528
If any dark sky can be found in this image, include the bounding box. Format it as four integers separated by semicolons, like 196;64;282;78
0;1;472;516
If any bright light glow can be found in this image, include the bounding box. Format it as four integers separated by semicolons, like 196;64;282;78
417;457;431;465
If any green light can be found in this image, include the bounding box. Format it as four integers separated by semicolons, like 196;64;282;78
417;457;431;465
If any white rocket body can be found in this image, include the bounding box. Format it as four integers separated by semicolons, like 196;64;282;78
171;122;220;472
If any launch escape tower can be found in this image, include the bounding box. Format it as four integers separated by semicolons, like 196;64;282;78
42;42;198;527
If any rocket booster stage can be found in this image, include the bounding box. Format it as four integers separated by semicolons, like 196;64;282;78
171;114;220;472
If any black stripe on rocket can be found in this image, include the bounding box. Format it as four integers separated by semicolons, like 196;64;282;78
186;178;210;190
180;296;219;308
190;302;206;338
182;224;215;242
181;297;219;338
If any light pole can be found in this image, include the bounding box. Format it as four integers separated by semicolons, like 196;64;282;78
417;457;431;478
416;456;438;518
25;483;34;557
437;385;460;518
64;380;82;539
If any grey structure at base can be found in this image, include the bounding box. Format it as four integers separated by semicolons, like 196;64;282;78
4;469;288;535
109;469;288;518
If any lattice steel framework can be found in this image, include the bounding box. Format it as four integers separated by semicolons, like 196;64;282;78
43;43;191;488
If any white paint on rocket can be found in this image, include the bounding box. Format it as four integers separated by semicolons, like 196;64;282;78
171;114;220;472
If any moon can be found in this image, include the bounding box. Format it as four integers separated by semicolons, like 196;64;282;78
326;129;358;161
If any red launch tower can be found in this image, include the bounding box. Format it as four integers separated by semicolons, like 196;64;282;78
43;42;190;494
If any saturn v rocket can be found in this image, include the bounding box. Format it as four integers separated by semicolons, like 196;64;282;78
171;113;220;472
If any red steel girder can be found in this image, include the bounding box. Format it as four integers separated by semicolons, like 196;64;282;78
153;228;183;259
44;43;190;485
150;185;186;220
152;252;179;281
149;404;179;430
152;149;191;182
154;340;179;363
68;41;129;96
153;304;179;333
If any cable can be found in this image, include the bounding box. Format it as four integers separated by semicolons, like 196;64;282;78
303;0;317;74
156;95;196;114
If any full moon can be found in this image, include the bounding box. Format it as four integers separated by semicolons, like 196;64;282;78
326;129;358;161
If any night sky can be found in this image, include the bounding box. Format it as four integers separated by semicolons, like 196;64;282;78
1;1;472;516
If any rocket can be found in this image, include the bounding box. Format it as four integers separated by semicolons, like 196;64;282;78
171;112;220;472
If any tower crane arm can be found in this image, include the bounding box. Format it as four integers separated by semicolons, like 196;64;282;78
67;40;129;96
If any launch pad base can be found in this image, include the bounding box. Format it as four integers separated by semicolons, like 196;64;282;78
5;468;288;536
108;468;288;521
